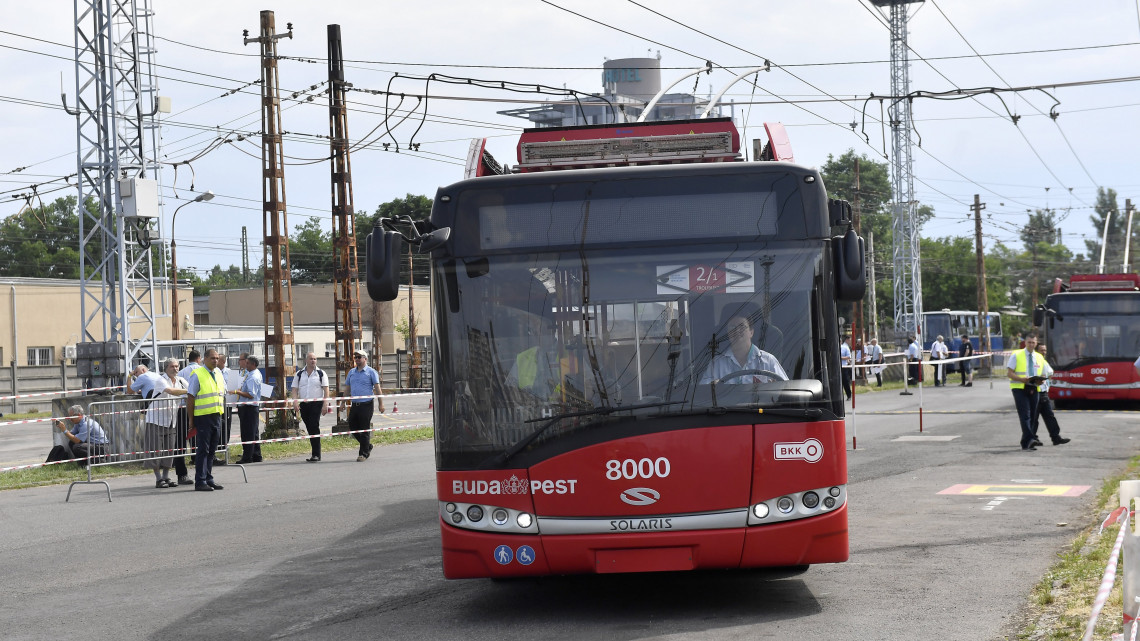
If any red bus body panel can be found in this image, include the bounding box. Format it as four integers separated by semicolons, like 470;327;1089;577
1050;361;1140;402
436;420;848;578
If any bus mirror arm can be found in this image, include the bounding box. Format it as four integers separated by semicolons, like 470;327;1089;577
1033;305;1062;327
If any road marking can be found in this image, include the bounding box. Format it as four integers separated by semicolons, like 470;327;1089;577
939;484;1091;497
981;496;1026;511
893;435;960;442
862;410;1013;415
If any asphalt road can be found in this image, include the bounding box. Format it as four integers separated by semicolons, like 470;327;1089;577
2;380;1137;641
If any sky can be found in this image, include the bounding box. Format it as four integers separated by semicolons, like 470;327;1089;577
2;0;1139;276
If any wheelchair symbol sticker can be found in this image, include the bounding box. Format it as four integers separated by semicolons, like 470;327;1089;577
493;545;513;565
516;545;535;565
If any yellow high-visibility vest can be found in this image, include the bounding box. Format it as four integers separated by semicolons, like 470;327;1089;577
1009;349;1045;390
191;367;224;416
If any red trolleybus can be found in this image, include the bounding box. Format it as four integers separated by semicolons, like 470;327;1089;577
367;118;865;578
1035;273;1140;406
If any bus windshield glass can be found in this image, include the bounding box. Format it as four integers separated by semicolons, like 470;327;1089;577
433;242;832;469
1048;294;1140;369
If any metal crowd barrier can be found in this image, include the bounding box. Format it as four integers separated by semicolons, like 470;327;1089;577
60;396;246;502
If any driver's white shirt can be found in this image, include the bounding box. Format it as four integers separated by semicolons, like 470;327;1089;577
701;344;788;384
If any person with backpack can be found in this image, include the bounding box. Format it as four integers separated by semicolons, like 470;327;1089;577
292;352;331;462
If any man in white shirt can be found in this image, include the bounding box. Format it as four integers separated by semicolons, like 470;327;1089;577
906;334;922;385
700;315;788;385
839;336;852;401
865;337;884;387
292;352;332;462
930;335;949;387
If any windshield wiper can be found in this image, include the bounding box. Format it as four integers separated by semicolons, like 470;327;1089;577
482;400;687;468
702;406;825;419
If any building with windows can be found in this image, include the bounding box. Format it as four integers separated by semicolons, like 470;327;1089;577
498;55;722;127
0;277;192;366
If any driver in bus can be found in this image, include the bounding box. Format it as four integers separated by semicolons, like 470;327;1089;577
505;316;559;399
700;314;788;384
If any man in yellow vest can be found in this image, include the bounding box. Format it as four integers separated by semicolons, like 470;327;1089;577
1006;330;1048;451
186;348;227;491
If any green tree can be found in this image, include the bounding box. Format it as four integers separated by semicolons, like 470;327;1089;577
369;194;433;287
289;217;333;283
0;196;94;278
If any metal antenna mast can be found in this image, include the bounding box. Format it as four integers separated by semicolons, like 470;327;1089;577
245;11;296;419
872;0;924;340
327;24;364;424
66;0;164;381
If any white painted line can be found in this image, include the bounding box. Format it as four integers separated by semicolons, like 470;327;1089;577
892;435;961;442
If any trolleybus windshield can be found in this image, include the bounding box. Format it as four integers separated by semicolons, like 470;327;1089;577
432;242;832;469
1047;294;1140;370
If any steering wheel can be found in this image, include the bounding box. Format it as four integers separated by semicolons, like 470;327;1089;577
715;368;788;384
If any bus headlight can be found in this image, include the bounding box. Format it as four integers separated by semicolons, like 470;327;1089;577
748;485;847;526
440;502;539;534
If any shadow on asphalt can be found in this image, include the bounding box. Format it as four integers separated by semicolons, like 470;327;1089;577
150;498;822;640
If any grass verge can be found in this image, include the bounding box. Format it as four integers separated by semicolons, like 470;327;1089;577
1016;453;1140;639
0;426;434;491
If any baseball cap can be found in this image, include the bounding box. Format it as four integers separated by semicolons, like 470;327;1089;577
352;349;367;357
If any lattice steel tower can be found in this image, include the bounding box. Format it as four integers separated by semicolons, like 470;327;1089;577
67;0;164;380
872;0;924;339
327;24;364;423
245;10;297;412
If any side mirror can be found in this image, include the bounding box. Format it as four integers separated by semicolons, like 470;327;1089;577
834;228;866;302
418;227;451;254
1032;306;1044;327
366;228;403;301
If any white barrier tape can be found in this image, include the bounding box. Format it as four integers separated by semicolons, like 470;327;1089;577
1084;507;1132;641
0;385;122;402
0;393;410;428
0;455;90;473
0;419;428;474
847;352;1004;372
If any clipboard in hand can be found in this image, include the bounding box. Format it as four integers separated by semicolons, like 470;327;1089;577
1025;375;1047;386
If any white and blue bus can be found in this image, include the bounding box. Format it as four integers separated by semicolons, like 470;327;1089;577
921;309;1004;353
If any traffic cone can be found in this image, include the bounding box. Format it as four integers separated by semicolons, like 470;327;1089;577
428;397;433;410
392;400;398;413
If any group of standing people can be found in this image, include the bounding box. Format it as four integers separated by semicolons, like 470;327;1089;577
51;347;389;487
904;334;976;388
125;349;264;490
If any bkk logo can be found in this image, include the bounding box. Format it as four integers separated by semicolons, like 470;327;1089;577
773;438;824;463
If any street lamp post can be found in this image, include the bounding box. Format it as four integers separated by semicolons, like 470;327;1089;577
170;191;214;339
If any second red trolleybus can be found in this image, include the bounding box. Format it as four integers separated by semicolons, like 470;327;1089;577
367;118;865;578
1035;273;1140;406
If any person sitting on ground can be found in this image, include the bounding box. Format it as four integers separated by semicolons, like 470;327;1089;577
700;314;788;384
46;405;108;467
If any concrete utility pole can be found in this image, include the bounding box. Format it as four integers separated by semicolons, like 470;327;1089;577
871;0;924;341
245;11;296;427
327;24;364;423
1123;198;1134;273
972;195;991;354
853;158;864;348
67;0;164;378
867;230;878;341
